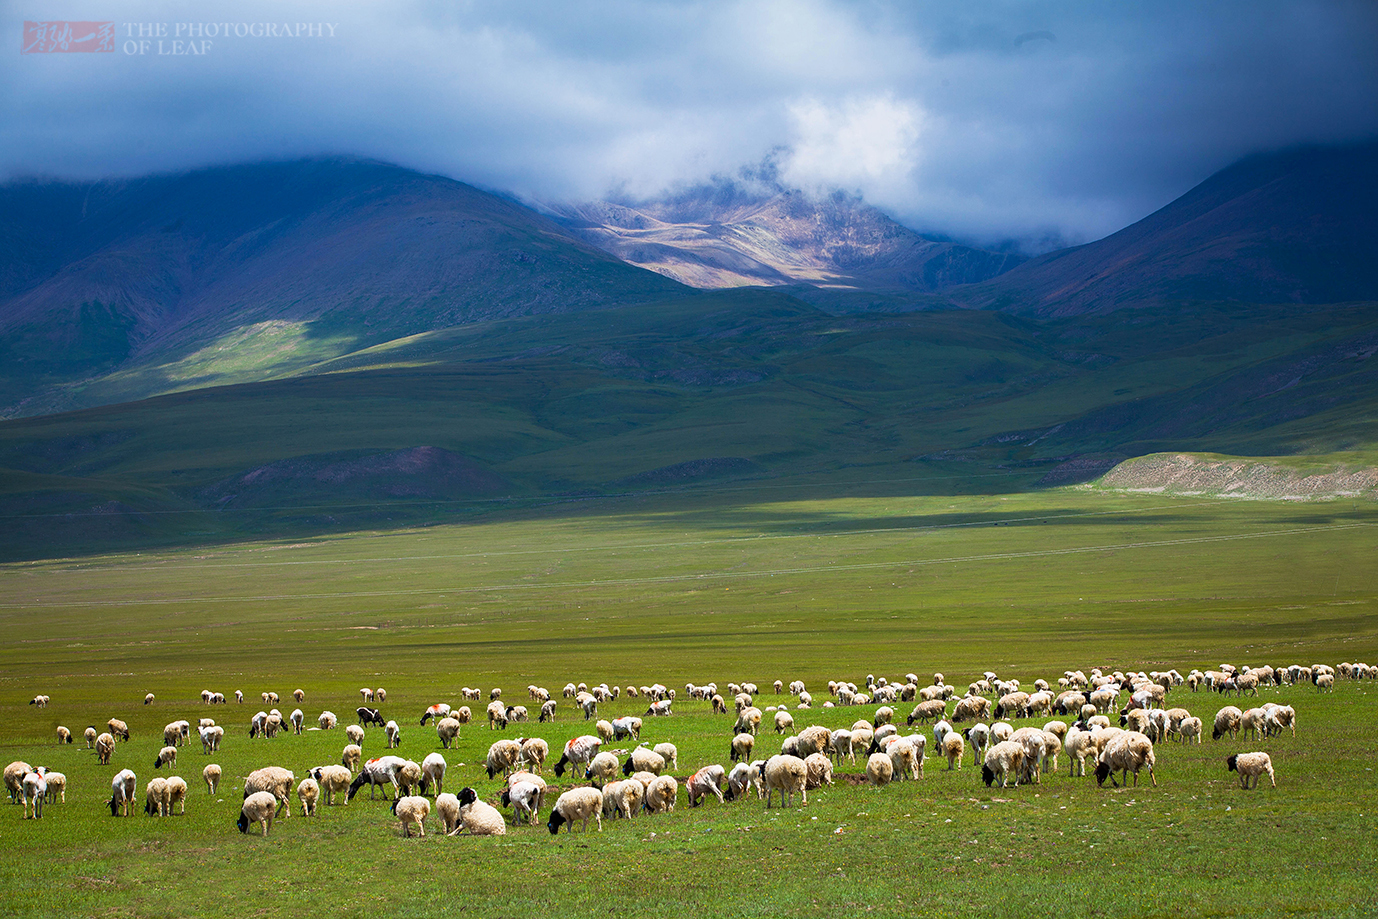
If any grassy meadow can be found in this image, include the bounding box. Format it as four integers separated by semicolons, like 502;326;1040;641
2;484;1376;918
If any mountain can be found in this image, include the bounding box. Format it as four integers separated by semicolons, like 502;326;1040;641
549;182;1024;292
959;141;1378;316
0;158;686;415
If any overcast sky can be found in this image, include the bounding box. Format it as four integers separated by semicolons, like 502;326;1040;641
5;0;1377;249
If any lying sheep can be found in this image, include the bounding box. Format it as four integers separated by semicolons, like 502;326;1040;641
392;795;431;837
1227;752;1275;789
547;787;604;833
311;764;352;805
687;765;727;806
297;778;320;816
643;775;678;814
452;787;506;836
764;754;808;807
238;791;279;836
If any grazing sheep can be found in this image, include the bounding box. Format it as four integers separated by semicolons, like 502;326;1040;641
548;787;604;833
204;764;221;795
95;733;115;765
435;793;462;834
342;744;363;773
540;700;557;722
55;726;72;745
1212;706;1244;741
291;710;305;735
1266;705;1296;738
145;693;155;705
245;766;296;815
1095;731;1157;787
803;753;833;790
419;753;447;796
1064;728;1097;777
763;754;808;807
420;703;451;726
644;775;678;814
84;727;97;748
774;710;795;735
360;688;373;703
487;700;509;730
502;780;547;825
453;787;506;836
622;747;665;777
735;707;763;736
552;735;602;778
237;791;278;835
21;771;47;819
1240;708;1268;741
385;720;402;749
356;707;385;728
887;738;921;782
1177;716;1204;744
646;700;673;717
296;782;319;815
199;725;224;754
108;769;138;817
159;776;187;815
154;746;177;770
942;731;965;769
436;717;462;749
376;689;387;703
585;751;620;786
726;762;763;801
107;719;130;742
454;706;472;725
653;743;678;771
396;760;423;797
345;724;366;746
392;795;431;837
964;724;991;767
319;711;338;730
730;733;755;763
1227;752;1275;789
687;765;727;805
595;719;615;742
485;740;523;779
347;756;406;801
982;741;1026;788
310;765;352;805
865;752;894;786
518;737;548;774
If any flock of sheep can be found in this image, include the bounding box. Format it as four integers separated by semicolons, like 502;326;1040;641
8;659;1367;837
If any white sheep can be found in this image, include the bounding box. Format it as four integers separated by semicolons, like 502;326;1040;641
38;771;65;805
1096;731;1157;787
417;753;447;797
485;740;522;779
547;787;604;833
774;710;795;734
763;754;808;806
1177;716;1204;744
311;764;352;805
552;735;601;778
345;724;365;746
803;753;833;790
599;780;643;820
296;777;320;816
585;751;621;786
347;756;403;802
621;747;665;778
84;727;97;749
643;774;678;814
518;737;549;774
942;731;965;769
1212;706;1243;741
730;733;756;763
5;760;33;803
1227;752;1275;789
95;733;116;765
982;740;1025;788
342;744;363;774
204;764;221;795
385;720;402;749
452;786;507;836
396;760;423;797
436;717;462;749
887;738;921;782
109;768;138;816
865;752;894;786
22;771;47;819
1064;728;1097;777
154;745;178;770
392;795;431;837
319;711;338;730
502;780;547;825
238;791;278;835
435;793;462;834
165;776;188;815
291;709;305;735
687;764;727;806
963;724;991;767
726;762;763;801
245;766;296;815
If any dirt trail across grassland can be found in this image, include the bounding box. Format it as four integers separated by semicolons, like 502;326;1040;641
1094;453;1378;500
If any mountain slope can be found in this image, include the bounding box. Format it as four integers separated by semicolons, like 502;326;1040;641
958;141;1378;315
551;183;1023;292
0;158;686;415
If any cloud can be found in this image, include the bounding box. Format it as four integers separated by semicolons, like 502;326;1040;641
2;0;1376;250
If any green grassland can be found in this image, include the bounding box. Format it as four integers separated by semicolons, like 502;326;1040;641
1;485;1376;918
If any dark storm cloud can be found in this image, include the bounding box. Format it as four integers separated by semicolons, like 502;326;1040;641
4;0;1376;249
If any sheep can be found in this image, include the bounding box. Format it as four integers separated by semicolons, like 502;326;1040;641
991;721;1014;744
200;725;224;754
518;737;549;774
485;740;523;779
774;710;796;735
392;795;431;837
1064;728;1098;777
585;751;621;786
435;793;462;834
108;769;138;817
360;688;374;703
84;727;97;748
487;700;509;730
203;764;222;795
942;731;965;769
237;791;278;835
964;724;991;767
396;760;423;797
1240;708;1268;741
687;765;727;806
157;775;186;815
1009;727;1049;784
342;744;363;773
552;735;602;778
29;694;49;708
245;766;296;815
419;703;451;726
952;695;991;723
726;762;763;801
730;733;756;763
356;707;385;728
622;747;665;777
1227;752;1275;789
644;775;678;814
165;722;185;746
437;717;462;749
865;752;894;786
735;707;763;736
1177;716;1204;744
502;779;547;825
311;764;352;805
540;700;558;722
452;786;506;836
107;719;130;741
980;741;1025;788
319;711;338;730
95;733;115;765
646;700;673;717
548;787;604;833
345;724;366;746
145;693;155;705
21;771;47;819
291;709;305;735
234;690;244;704
595;719;615;743
762;754;808;807
419;753;447;796
385;720;402;749
803;753;834;790
455;706;472;725
348;756;406;801
887;738;921;781
1266;705;1296;738
1095;731;1157;787
376;688;387;703
1212;706;1244;741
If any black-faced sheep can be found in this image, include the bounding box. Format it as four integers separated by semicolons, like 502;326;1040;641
452;786;506;836
485;740;522;779
108;768;138;816
552;735;601;778
547;787;603;833
982;740;1025;788
238;791;278;835
687;765;727;806
502;779;547;825
311;764;351;805
245;766;296;815
1095;731;1157;787
347;756;405;801
1227;752;1275;789
726;762;763;801
643;774;678;813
